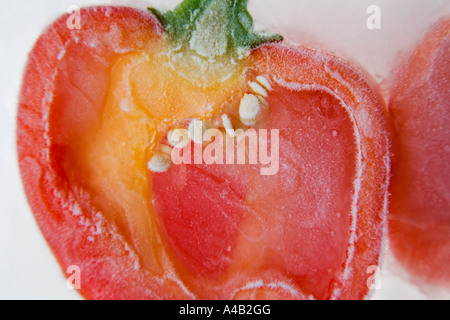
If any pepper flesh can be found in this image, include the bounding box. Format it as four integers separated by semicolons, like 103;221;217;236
17;5;390;299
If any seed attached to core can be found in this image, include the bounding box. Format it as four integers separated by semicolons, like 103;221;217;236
249;81;268;97
188;119;209;144
148;152;171;173
256;75;272;91
221;114;236;136
168;128;191;148
239;93;261;125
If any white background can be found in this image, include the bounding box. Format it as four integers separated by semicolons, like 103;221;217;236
0;0;449;300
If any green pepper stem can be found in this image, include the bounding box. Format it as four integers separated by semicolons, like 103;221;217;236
148;0;282;60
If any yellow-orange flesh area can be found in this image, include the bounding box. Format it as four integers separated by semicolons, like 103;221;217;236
54;39;248;277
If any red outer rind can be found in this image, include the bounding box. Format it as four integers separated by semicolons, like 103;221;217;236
249;44;391;299
16;6;191;300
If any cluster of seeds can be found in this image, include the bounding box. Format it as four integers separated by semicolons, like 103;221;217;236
147;76;273;173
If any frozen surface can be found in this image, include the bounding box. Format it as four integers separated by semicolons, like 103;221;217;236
1;0;449;299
